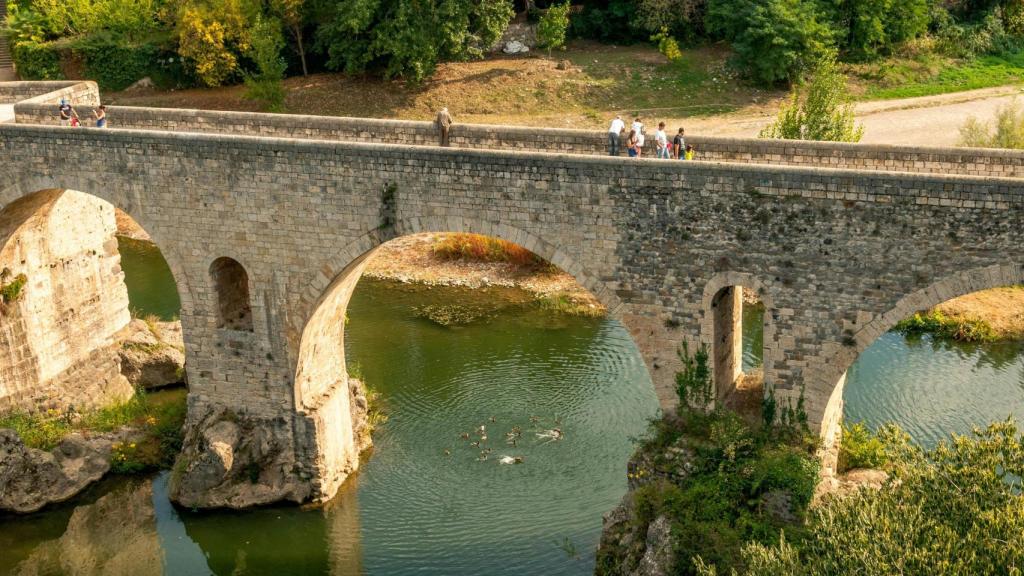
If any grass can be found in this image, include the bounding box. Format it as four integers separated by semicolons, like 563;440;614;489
538;292;605;317
0;388;187;470
852;50;1024;100
893;310;997;343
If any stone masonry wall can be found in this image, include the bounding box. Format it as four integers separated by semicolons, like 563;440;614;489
0;189;133;413
1;117;1022;503
6;80;1024;179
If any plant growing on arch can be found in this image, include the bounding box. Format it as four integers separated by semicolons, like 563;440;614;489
675;341;712;411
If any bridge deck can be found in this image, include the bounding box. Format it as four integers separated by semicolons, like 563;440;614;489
4;80;1024;181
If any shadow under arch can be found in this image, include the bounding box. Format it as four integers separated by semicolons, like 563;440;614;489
293;217;629;409
814;263;1024;441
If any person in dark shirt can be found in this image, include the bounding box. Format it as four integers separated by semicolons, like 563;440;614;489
58;99;77;127
672;128;685;159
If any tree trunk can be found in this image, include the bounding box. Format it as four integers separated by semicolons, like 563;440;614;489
296;28;308;77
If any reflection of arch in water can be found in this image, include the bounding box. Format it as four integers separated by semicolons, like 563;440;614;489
818;264;1024;446
0;187;189;413
292;221;641;502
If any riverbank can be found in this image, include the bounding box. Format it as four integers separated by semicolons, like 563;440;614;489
363;233;606;317
895;286;1024;342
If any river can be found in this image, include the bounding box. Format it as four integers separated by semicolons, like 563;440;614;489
0;241;1022;574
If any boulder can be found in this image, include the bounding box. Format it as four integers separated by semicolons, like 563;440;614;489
117;319;186;389
0;430;112;513
123;77;155;92
632;515;676;576
169;405;312;509
503;41;530;54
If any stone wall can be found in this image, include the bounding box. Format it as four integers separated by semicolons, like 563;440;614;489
1;110;1022;506
0;189;132;413
5;80;1024;178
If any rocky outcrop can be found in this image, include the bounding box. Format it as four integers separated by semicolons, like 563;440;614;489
0;430;114;513
11;478;162;576
813;468;889;504
169;405;309;509
117;318;185;389
597;495;677;576
170;378;374;509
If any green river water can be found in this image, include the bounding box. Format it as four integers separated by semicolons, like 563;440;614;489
1;239;1022;575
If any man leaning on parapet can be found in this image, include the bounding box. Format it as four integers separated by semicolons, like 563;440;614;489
436;107;453;147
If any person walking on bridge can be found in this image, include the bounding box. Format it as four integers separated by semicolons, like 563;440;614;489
435;107;453;147
608;115;625;156
673;128;685;159
92;105;107;128
655;122;669;159
58;99;77;127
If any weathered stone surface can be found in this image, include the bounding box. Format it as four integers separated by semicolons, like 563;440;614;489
0;430;112;513
117;319;186;390
632;516;676;576
11;478;162;576
814;468;890;503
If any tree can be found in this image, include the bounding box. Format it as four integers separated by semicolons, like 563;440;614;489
826;0;932;60
759;57;863;142
705;0;834;85
697;420;1024;575
314;0;513;81
174;0;259;86
243;16;287;111
537;2;570;53
270;0;309;75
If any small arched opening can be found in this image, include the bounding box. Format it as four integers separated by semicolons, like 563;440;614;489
209;257;253;332
704;276;770;419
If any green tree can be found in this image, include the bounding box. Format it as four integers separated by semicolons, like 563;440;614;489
826;0;932;60
270;0;310;75
314;0;513;81
537;2;570;53
174;0;260;86
243;16;287;111
759;57;863;141
705;0;833;85
697;420;1024;575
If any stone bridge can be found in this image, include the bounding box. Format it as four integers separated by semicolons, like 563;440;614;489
1;81;1022;506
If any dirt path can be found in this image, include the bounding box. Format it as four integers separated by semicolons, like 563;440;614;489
682;85;1024;147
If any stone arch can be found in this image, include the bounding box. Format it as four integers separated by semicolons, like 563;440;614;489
0;178;197;412
209;257;254;332
289;218;641;501
699;271;776;406
812;263;1024;443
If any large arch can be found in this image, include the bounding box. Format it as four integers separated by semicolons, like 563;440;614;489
291;217;641;500
0;178;196;412
813;263;1024;444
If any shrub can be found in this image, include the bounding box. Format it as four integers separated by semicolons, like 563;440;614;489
701;420;1024;575
760;57;863;142
837;421;887;471
829;0;931;61
960;99;1024;148
675;341;712;411
635;0;706;43
432;233;551;269
0;273;28;304
569;0;641;43
537;2;571;53
72;35;162;91
705;0;834;85
10;40;63;79
651;27;683;61
243;16;287;111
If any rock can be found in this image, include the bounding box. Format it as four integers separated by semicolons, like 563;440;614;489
349;377;372;454
169;405;312;509
503;40;530;54
760;489;798;524
123;77;155;92
556;59;572;71
117;319;186;389
631;515;676;576
814;468;889;503
0;430;113;513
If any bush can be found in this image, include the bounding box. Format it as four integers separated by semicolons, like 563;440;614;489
71;35;162;91
432;233;551;269
243;16;287;111
759;57;863;142
537;2;571;53
705;0;834;85
837;421;887;471
829;0;931;61
651;27;683;60
10;40;64;79
569;0;641;43
701;420;1024;575
635;0;706;44
960;98;1024;148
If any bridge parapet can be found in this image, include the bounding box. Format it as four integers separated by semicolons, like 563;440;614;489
5;80;1024;179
